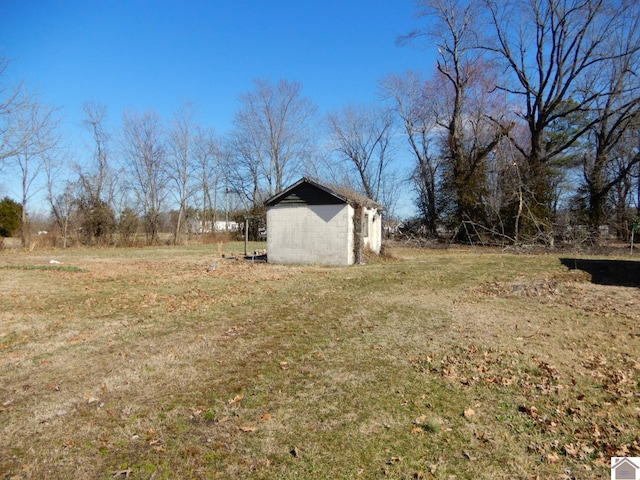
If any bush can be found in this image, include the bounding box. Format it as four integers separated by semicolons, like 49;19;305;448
0;197;22;238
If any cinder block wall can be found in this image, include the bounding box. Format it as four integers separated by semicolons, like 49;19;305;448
267;204;353;266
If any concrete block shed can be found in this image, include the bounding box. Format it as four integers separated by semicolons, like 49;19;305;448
265;177;383;266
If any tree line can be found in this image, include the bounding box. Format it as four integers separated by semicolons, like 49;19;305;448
1;0;640;248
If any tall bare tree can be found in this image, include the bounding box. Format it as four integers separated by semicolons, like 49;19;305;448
121;110;167;244
402;0;510;237
485;0;629;238
380;71;441;234
80;101;113;203
77;101;117;244
0;56;30;169
3;91;61;246
608;144;639;240
229;79;317;205
326;104;394;206
578;7;640;239
226;126;264;210
167;101;197;244
45;167;76;248
193;126;222;234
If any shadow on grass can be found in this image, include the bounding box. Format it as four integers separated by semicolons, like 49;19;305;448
243;254;267;263
560;257;640;287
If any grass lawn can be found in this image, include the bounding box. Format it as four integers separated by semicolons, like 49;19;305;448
1;243;638;479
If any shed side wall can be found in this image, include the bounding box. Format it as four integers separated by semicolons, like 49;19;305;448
363;207;382;254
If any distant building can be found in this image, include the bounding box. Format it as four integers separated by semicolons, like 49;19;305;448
213;221;239;232
190;220;239;234
265;177;383;266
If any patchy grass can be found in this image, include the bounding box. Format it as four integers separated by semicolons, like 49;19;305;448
0;265;86;272
1;243;639;479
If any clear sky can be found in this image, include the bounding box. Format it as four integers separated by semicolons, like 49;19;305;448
1;0;435;216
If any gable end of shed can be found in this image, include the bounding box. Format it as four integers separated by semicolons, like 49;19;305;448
266;178;348;207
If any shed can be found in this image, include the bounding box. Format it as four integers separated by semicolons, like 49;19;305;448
265;177;383;266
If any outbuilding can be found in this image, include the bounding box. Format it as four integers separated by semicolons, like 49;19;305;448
265;177;383;266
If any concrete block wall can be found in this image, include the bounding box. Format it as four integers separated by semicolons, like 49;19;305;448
267;204;353;266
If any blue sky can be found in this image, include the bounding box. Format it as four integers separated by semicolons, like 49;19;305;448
1;0;435;216
1;1;431;128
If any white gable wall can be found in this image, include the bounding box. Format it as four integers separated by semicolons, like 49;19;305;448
267;204;353;266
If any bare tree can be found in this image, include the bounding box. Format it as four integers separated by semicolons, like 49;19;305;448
326;104;395;206
3;91;61;246
578;7;640;239
1;58;67;246
485;0;629;238
121;110;167;244
80;101;113;203
225;126;264;210
45;169;76;248
77;101;117;244
42;129;74;248
609;147;639;240
402;0;510;239
229;79;317;205
0;56;30;169
167;101;197;244
193;126;222;234
380;71;441;234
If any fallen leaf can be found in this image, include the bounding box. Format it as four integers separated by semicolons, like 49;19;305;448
261;412;271;421
463;408;475;418
112;468;132;478
564;443;579;458
228;394;244;405
545;452;561;464
582;445;595;456
414;415;427;424
593;454;609;467
616;444;631;456
239;426;258;432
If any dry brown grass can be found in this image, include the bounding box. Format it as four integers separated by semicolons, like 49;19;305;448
1;244;639;479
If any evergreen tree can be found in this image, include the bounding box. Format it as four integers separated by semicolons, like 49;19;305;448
0;197;22;238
